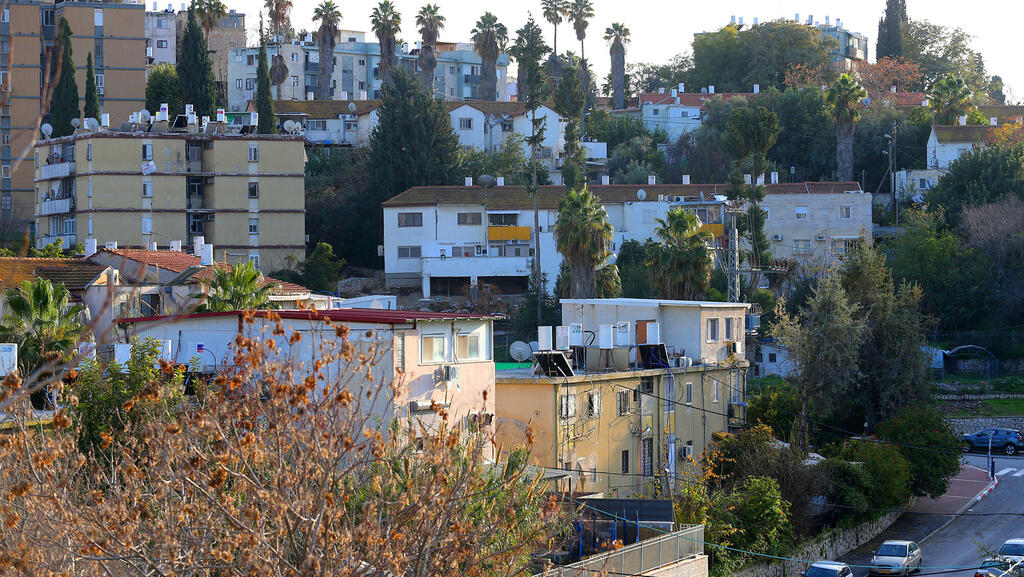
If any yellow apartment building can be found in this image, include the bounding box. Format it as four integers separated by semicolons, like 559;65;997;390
2;0;146;232
34;121;306;270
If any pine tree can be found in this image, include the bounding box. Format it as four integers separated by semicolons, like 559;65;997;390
48;18;79;138
84;52;100;121
177;8;216;118
876;0;907;60
255;26;275;134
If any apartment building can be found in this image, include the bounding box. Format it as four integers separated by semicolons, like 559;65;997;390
700;14;868;68
382;182;870;297
495;298;750;496
636;87;753;141
226;33;510;111
144;7;176;66
34;116;305;270
2;0;146;231
144;4;246;96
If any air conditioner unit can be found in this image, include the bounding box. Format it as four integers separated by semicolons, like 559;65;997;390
206;214;215;221
442;364;460;382
772;234;783;241
96;86;104;95
679;444;693;460
816;233;826;241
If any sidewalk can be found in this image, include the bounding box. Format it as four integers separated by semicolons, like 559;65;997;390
909;464;992;520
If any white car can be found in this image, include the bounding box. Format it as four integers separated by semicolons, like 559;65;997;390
803;561;853;577
870;540;923;575
984;539;1024;572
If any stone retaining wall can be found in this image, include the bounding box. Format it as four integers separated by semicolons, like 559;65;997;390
934;393;1024;401
946;417;1024;435
732;510;904;577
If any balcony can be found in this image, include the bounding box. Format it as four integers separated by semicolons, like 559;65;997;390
39;196;74;216
36;233;76;249
187;195;205;210
464;74;480;84
39;161;75;180
422;255;531;278
187;160;202;173
487;226;530;242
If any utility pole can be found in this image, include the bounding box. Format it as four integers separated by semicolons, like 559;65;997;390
888;120;898;227
727;206;742;303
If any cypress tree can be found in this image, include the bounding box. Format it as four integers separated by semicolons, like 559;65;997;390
876;0;907;60
177;7;216;118
84;52;100;120
255;26;274;134
48;18;79;138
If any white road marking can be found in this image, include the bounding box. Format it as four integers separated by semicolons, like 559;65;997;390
1014;469;1024;477
996;467;1017;476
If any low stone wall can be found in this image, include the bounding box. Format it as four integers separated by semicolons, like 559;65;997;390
946;417;1024;435
934;393;1024;401
732;510;904;577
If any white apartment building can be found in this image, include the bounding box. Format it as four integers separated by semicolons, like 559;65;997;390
382;182;871;297
926;125;990;170
634;87;754;141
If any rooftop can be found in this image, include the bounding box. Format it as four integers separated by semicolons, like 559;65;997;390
639;92;753;109
562;298;751;309
932;125;992;143
0;258;109;292
262;99;528;119
118;309;506;326
90;249;309;293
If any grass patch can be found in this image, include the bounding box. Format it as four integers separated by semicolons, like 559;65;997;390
947;398;1024;418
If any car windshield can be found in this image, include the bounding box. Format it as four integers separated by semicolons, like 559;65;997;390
806;566;839;577
998;544;1024;556
877;545;908;557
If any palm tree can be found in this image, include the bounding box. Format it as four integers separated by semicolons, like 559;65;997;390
826;73;867;182
541;0;568;74
194;0;227;35
416;4;445;95
604;22;630;110
0;278;87;407
554;186;613;298
371;0;402;90
568;0;593;75
313;0;341;100
645;208;714;300
263;0;292;43
595;253;621;298
471;13;507;101
199;261;280;312
930;74;972;125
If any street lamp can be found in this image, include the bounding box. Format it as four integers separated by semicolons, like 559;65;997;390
988;429;995;479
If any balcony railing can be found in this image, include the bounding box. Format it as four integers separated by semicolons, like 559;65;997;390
187;196;205;210
39;161;75;180
39;196;74;216
464;74;480;84
487;226;530;242
533;525;704;577
37;233;76;249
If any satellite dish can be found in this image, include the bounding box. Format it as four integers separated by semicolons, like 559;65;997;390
636;189;646;201
85;117;99;132
348;102;357;113
477;174;497;189
509;341;533;362
283;120;296;133
140;110;152;123
40;123;53;138
70;118;81;128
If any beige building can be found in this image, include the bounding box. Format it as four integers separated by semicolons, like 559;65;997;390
34;120;306;270
496;298;750;497
2;0;146;234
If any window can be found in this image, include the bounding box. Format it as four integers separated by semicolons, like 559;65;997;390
621;450;629;474
488;213;517;226
245;78;255;91
456;331;481;361
586;391;601;418
248;217;259;234
248;145;258;161
640;377;655;395
397;212;423;227
247;54;255;66
501;118;513;132
768;353;777;363
141;217;152;234
713;381;720;403
459;118;473;130
248;182;259;198
663;378;675;413
831;238;857;258
1;194;10;210
685;382;693;404
641;437;654;476
707;318;719;342
235;79;243;89
394;333;405;370
397;245;421;258
652;108;660;116
141;182;152;197
290;53;298;62
306;119;327;131
559;394;577;419
95;73;103;89
290;75;299;86
420;334;446;363
457;212;482;225
42;9;54;26
94;9;103;26
157;39;168;48
358;59;366;66
248;254;259;268
730;373;740;403
616;389;631;416
839;205;851;219
1;9;9;22
157;18;168;29
141;144;153;160
795;206;808;220
85;143;91;160
725;317;734;341
793;239;811;254
1;164;10;178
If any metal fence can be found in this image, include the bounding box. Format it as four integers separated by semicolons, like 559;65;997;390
535;525;705;577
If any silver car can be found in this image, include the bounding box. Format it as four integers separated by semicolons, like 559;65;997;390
870;540;923;575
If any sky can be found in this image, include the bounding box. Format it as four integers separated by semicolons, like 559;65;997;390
231;0;1023;100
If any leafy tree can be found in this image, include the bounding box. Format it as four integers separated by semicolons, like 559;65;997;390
83;52;100;121
724;105;780;267
604;23;630;110
264;0;293;44
304;148;374;267
771;274;866;449
927;143;1024;227
839;440;912;508
270;242;345;293
554;186;612;298
455;135;550;186
30;237;82;258
313;0;341;100
858;56;923;95
725;476;794;555
587;110;663;159
415;4;445;94
510;268;560;336
613;159;653;184
471;13;508;102
757;87;833;182
194;0;227;34
960;197;1024;325
48;18;79;138
875;0;907;60
607;135;664;178
616;239;651;297
199;261;280;311
255;27;275;134
145;64;182;120
177;8;216;118
553;54;586;188
540;0;569;78
929;74;973;125
817;458;875;523
628;53;692;94
902;20;990;92
827;73;868;182
746;376;802;441
371;1;401;89
645;208;714;299
876;407;961;498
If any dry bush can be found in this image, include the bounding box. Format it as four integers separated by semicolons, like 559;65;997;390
0;313;562;576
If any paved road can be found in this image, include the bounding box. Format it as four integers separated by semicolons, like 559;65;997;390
839;454;1024;577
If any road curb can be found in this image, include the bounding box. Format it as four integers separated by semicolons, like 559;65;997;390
919;475;999;545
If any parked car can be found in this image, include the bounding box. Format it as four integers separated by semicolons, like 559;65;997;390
803;561;853;577
983;539;1024;572
870;540;923;575
962;428;1023;456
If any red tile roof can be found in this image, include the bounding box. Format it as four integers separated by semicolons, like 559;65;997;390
867;91;928;108
118;309;506;326
0;257;108;291
638;92;754;109
92;249;310;293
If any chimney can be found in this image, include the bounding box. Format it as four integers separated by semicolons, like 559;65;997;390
601;174;610;185
958;115;967;126
990;117;998;126
771;171;779;184
149;242;158;251
658;87;665;94
795;13;800;22
200;244;214;266
671;88;678;97
807;14;813;25
744;173;752;185
104;241;118;250
730;15;736;24
675;95;680;105
825;15;830;26
753;83;760;94
169;240;182;252
836;18;842;29
152;2;157;9
180;2;185;10
708;85;715;94
647;175;657;185
464;176;473;187
193;236;205;255
84;239;97;258
678;82;685;93
890;85;897;93
682;174;690;185
496;176;505;186
738;16;744;26
307;92;314;101
753;17;758;26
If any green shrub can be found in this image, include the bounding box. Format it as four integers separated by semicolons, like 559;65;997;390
876;406;961;498
729;476;794;556
991;376;1024;394
746;379;802;441
818;458;876;524
841;440;912;509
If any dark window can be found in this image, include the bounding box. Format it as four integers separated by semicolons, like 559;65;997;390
488;213;517;226
640;377;655;395
397;212;423;227
768;353;777;363
621;450;629;474
248;182;259;198
457;212;482;225
641;437;653;476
